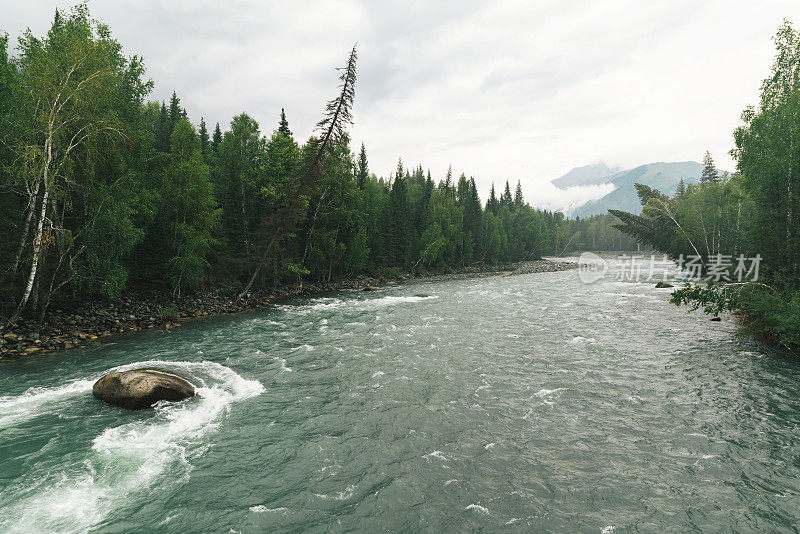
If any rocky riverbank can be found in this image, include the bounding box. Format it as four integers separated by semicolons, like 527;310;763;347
0;259;575;360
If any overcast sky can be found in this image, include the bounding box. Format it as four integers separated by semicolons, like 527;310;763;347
4;1;800;209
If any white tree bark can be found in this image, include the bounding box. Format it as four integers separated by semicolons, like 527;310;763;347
8;131;52;325
11;180;41;285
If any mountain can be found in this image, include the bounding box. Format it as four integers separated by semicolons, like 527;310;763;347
550;162;620;188
550;161;703;218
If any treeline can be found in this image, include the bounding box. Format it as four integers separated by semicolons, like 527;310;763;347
0;5;633;323
611;20;800;352
558;212;639;253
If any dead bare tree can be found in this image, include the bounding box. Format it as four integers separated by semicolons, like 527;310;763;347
238;44;357;299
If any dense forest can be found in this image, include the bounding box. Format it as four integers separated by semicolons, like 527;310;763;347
611;20;800;352
0;5;634;324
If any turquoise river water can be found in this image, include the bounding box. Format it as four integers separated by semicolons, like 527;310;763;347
1;257;799;533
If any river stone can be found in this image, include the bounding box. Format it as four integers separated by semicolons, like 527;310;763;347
655;282;674;288
93;369;195;410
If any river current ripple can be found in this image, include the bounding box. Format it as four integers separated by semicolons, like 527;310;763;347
1;257;799;533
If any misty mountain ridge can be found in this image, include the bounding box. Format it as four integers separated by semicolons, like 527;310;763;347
551;161;705;217
550;162;622;188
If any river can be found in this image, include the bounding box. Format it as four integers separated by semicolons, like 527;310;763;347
1;256;799;533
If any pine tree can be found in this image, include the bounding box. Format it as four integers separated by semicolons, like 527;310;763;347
487;183;499;214
211;122;222;153
466;178;483;238
675;178;686;199
456;174;470;204
444;164;453;196
701;150;719;184
168;91;182;134
514;180;524;210
425;170;434;198
388;159;412;265
198;117;209;157
155;102;169;152
423;170;434;215
501;180;513;208
356;142;368;189
395;158;404;187
277;108;292;137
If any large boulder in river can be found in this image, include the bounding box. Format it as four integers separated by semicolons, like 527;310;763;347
655;282;674;288
93;369;195;410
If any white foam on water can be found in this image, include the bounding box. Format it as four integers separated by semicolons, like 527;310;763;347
277;298;345;315
290;344;315;352
484;443;496;449
280;293;436;316
1;360;264;534
444;479;459;485
465;504;489;514
313;484;356;501
278;294;441;317
371;371;384;378
602;526;616;534
358;295;439;309
570;336;596;344
273;357;293;372
533;388;567;397
249;506;289;514
423;450;447;461
0;378;95;428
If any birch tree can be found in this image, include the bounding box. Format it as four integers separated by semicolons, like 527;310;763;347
734;19;800;285
6;6;132;324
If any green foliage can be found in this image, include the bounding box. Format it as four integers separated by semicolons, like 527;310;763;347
610;20;800;352
700;151;719;185
277;108;292;137
215;113;266;258
198;117;209;158
671;282;800;352
158;305;178;322
163;119;219;291
0;33;14;116
356;142;368;189
0;3;634;322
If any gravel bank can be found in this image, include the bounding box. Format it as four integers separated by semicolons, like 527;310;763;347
0;259;575;360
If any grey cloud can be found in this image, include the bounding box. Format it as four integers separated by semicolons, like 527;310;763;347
4;0;800;206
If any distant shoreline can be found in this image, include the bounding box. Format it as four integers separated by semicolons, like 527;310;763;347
0;259;576;361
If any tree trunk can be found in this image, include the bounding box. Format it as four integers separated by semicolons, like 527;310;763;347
8;126;54;325
9;181;42;308
241;181;250;255
8;181;50;325
301;186;330;264
11;180;41;283
238;231;278;299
